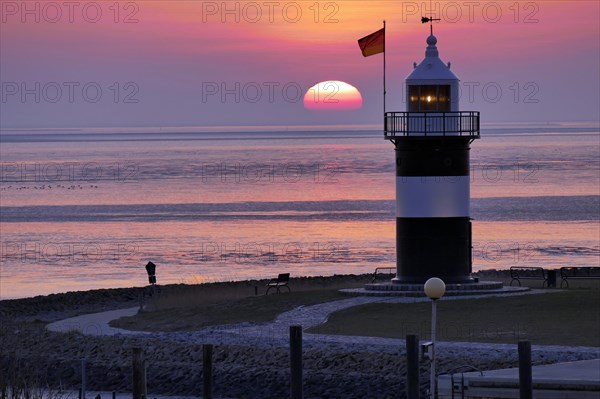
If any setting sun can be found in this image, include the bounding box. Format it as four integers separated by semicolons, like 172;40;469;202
303;81;363;110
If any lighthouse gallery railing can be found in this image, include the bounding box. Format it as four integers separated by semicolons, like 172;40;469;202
384;111;480;138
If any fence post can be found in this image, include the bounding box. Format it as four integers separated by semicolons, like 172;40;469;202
203;344;213;399
290;325;303;399
406;335;420;399
132;347;147;399
518;341;533;399
8;352;16;386
81;359;87;399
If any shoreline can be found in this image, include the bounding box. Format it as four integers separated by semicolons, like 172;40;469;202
1;269;519;315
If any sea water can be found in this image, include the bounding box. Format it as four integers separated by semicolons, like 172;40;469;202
1;123;598;298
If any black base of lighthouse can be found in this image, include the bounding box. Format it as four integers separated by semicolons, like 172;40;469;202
394;217;472;284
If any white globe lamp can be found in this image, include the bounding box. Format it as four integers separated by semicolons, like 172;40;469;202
424;277;446;300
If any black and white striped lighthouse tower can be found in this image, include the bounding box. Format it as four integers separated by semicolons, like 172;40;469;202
383;29;480;284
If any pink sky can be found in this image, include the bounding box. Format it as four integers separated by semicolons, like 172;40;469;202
1;0;598;128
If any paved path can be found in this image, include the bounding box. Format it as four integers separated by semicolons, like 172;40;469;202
46;289;599;355
47;307;148;336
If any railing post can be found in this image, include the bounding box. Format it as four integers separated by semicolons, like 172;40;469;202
469;112;472;135
468;112;471;135
470;112;473;135
384;113;387;135
443;113;446;135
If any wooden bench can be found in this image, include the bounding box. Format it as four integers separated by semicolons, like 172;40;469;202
371;267;395;282
266;273;290;294
560;267;600;288
509;266;548;287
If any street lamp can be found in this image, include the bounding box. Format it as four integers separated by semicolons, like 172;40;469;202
424;277;446;399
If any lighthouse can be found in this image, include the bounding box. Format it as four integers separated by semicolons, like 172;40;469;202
384;31;480;284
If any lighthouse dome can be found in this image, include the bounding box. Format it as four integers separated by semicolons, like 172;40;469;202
406;34;459;81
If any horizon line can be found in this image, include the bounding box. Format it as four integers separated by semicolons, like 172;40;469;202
1;121;599;135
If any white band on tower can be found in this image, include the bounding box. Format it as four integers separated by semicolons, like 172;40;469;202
396;176;469;218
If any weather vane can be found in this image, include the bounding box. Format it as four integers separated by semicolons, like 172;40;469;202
421;16;441;35
421;0;441;35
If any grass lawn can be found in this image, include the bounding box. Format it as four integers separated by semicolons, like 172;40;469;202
110;289;346;332
308;289;600;347
109;272;600;346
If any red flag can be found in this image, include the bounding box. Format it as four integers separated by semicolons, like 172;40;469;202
358;28;385;57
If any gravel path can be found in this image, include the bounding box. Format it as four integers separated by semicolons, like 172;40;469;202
47;288;599;356
48;306;146;336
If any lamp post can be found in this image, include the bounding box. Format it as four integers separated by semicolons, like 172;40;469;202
424;277;446;399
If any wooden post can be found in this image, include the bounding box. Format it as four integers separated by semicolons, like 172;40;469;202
518;341;533;399
8;352;16;386
290;325;303;399
81;359;87;399
132;347;147;399
203;344;213;399
406;335;420;399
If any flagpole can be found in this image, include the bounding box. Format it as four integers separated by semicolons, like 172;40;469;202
383;20;386;115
